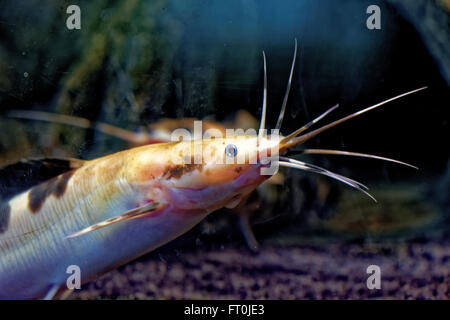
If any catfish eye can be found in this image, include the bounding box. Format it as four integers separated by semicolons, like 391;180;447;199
225;144;238;158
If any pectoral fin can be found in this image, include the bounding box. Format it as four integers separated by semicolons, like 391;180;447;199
66;202;162;238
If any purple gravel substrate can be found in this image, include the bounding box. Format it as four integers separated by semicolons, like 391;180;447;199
68;241;450;300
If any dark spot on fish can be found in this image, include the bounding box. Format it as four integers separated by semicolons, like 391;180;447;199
0;157;84;202
164;164;203;179
234;166;243;173
0;203;11;234
28;170;76;213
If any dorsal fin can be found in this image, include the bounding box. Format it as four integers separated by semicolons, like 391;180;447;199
0;158;86;202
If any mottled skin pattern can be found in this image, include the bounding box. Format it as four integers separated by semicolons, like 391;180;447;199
0;136;275;299
28;171;76;213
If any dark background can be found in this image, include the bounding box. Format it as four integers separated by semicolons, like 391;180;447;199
0;0;448;170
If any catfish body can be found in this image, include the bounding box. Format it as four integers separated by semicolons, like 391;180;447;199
0;143;230;299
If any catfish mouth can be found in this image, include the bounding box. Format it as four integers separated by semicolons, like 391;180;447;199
226;179;264;209
233;163;269;193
